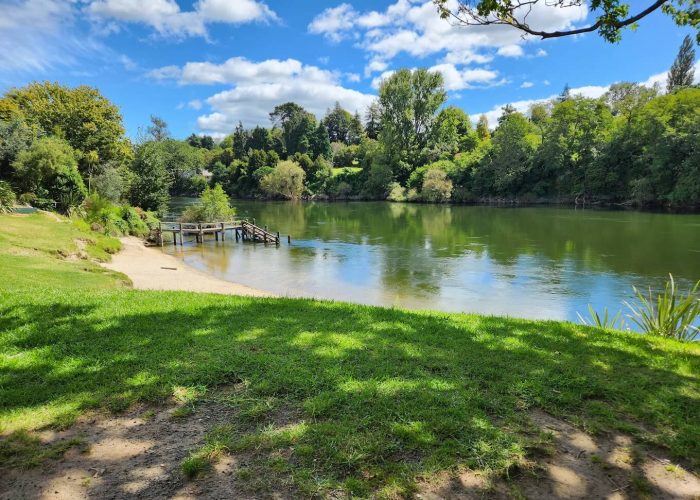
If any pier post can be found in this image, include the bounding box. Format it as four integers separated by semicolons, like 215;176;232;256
159;223;163;247
287;234;291;245
179;224;183;245
221;223;225;241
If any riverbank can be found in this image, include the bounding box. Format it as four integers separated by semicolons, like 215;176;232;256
1;213;699;498
102;236;273;297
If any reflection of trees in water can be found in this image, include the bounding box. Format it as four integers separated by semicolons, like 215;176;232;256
226;200;700;286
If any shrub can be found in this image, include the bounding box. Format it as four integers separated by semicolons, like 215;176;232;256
0;181;16;213
12;137;87;213
260;161;306;200
92;166;126;203
422;168;453;202
181;184;236;222
387;182;406;202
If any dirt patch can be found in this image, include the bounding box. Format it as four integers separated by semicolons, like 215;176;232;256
418;409;700;499
3;404;698;499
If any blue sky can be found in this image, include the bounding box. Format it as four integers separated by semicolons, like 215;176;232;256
0;0;696;139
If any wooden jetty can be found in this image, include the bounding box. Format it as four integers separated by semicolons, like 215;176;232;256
156;219;288;246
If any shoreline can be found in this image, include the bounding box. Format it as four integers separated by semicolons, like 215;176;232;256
102;237;275;297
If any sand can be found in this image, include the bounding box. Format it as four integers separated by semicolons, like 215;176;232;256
102;237;274;297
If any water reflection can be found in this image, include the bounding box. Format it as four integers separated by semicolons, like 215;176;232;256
163;200;700;323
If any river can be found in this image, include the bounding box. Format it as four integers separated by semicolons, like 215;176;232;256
164;199;700;324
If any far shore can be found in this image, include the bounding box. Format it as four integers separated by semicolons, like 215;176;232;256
102;236;275;297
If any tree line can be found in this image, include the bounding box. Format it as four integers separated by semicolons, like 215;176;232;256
0;36;697;218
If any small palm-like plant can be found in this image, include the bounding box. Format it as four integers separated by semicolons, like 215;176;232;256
577;305;625;330
0;181;16;214
625;274;700;342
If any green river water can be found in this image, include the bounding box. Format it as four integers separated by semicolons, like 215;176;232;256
164;200;700;324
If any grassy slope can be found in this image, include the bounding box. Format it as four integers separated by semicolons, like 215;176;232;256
1;213;699;496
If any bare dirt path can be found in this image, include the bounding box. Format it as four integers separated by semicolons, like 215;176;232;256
102;237;274;298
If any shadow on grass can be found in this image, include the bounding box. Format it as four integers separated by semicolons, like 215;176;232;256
1;289;699;495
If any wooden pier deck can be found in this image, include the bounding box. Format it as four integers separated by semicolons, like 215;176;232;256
156;219;287;246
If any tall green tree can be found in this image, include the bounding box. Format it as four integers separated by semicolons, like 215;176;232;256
0;82;132;175
476;115;491;141
129;141;172;213
311;122;332;159
667;35;696;92
430;106;477;157
378;68;446;181
323;102;353;144
365;102;382;140
270;103;317;157
147;115;170;142
487;112;539;195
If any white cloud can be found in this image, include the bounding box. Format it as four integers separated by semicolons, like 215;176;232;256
309;0;587;74
364;59;388;77
149;56;375;134
0;0;132;76
87;0;278;38
497;45;524;58
535;49;548;57
346;72;361;82
188;99;203;110
640;61;700;88
429;63;500;90
520;81;534;88
307;3;357;42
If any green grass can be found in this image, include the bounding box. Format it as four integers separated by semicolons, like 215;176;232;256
332;167;362;177
1;212;699;496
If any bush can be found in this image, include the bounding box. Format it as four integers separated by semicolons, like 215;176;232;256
80;193;159;237
181;184;236;222
12;137;87;213
260;161;306;200
92;166;126;203
0;181;16;213
387;182;406;202
422;168;453;202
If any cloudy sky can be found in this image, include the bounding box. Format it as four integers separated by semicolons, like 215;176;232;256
0;0;695;138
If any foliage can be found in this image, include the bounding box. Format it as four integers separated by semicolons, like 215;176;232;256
421;168;453;202
128;141;172;213
181;184;236;222
92;165;127;203
577;305;626;330
0;119;37;180
260;160;306;200
0;180;16;213
146;115;170;142
434;0;700;43
12;137;86;213
378;69;447;182
0;82;132;174
270;102;317;157
150;139;205;196
625;274;700;341
80;194;158;237
667;35;696;92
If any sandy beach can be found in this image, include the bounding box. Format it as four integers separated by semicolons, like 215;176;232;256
102;237;274;297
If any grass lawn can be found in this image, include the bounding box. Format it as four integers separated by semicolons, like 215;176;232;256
1;213;699;496
332;167;362;177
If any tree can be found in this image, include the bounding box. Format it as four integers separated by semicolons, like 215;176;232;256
129;141;172;212
348;112;365;145
147;115;170;142
153;140;206;196
667;35;696;92
323;102;353;143
365;102;382;140
538;97;613;197
529;103;550;131
1;82;132;175
433;0;700;43
0;119;36;180
12;137;86;213
488;112;539;195
604;82;657;123
181;184;236;222
232;121;249;159
248;126;271;151
378;68;446;181
476;115;491;141
430;106;477;156
311;122;332;159
260;160;306;199
270;103;317;156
